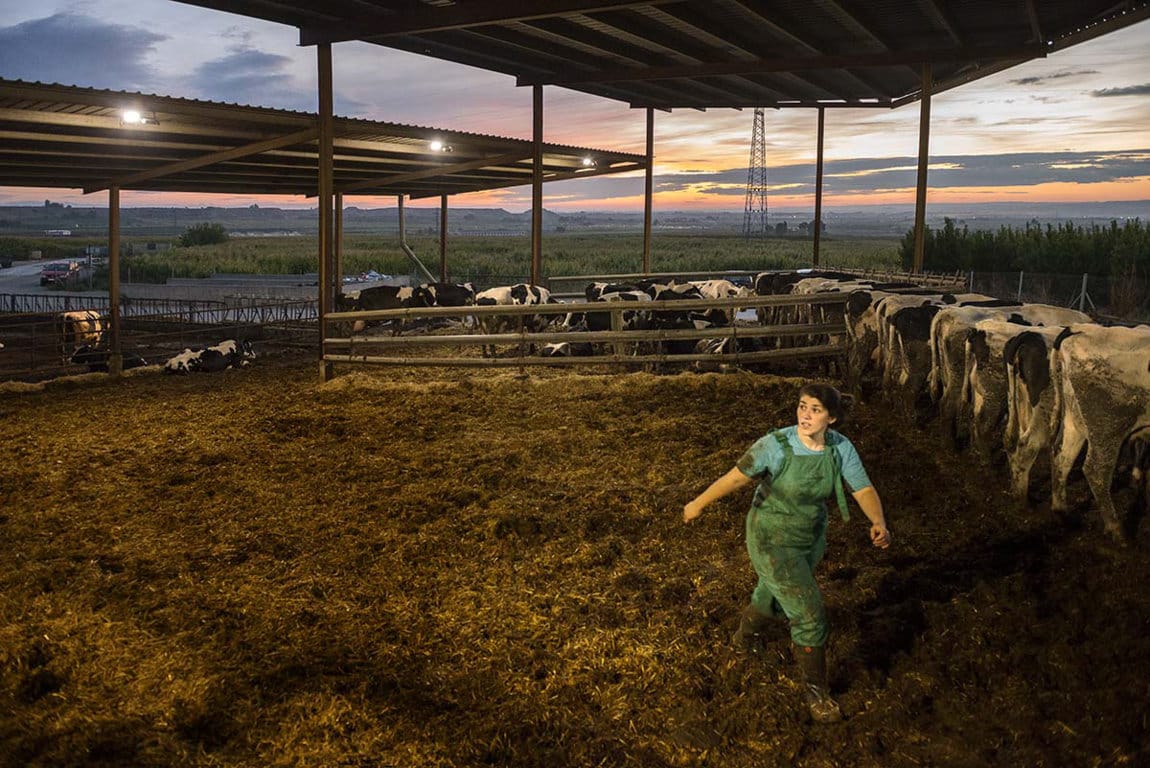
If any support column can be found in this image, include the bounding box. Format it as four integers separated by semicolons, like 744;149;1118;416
531;84;543;286
813;107;825;267
398;194;406;242
108;186;122;375
642;107;654;274
439;194;448;283
912;64;933;274
334;192;344;287
317;42;335;380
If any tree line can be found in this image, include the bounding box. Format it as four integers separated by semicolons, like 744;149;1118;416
899;217;1148;277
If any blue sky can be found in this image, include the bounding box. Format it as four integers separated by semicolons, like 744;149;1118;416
1;1;1148;211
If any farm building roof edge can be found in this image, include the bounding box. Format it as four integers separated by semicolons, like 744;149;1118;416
0;78;646;199
170;0;1150;110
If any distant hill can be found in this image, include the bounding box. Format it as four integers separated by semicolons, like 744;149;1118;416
1;200;1146;239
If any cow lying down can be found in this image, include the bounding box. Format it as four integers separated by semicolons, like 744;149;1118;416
70;344;149;373
164;340;256;374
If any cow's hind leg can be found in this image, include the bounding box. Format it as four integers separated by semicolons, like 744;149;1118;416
1082;440;1126;541
1008;421;1048;500
1050;409;1087;515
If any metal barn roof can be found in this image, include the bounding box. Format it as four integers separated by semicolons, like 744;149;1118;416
173;0;1149;110
0;79;645;199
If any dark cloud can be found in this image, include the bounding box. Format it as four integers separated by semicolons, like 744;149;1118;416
1092;83;1150;97
184;47;367;114
553;150;1150;201
0;12;165;90
185;48;301;108
1009;69;1099;86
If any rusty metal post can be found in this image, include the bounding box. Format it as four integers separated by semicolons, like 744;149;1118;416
334;191;343;287
108;186;122;375
317;43;335;380
813;107;825;267
912;64;933;274
531;84;543;286
642;107;654;274
440;194;448;283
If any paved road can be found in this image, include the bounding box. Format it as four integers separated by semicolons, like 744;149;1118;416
0;260;105;297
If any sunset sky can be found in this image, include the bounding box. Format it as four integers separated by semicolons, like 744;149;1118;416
1;1;1148;213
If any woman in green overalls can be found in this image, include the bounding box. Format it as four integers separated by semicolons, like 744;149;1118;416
683;383;890;724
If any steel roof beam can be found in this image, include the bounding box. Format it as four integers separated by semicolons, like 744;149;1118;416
298;0;681;45
814;0;923;83
337;151;530;195
519;43;1046;86
86;127;318;193
649;3;856;101
917;0;966;46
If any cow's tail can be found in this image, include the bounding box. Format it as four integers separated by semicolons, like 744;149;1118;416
1048;336;1067;443
928;313;943;402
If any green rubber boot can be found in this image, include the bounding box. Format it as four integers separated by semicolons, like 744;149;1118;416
730;604;774;656
793;643;842;723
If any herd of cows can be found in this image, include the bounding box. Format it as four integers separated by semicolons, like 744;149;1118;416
337;271;1150;540
337;276;764;359
51;309;256;374
832;272;1149;542
23;270;1150;540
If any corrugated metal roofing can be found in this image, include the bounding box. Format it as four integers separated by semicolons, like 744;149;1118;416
0;79;645;198
170;0;1149;109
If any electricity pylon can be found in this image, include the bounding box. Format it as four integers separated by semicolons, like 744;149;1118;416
742;107;767;239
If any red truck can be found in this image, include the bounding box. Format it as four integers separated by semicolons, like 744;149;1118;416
39;261;79;286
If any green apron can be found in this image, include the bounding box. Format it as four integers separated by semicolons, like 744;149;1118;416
745;431;849;648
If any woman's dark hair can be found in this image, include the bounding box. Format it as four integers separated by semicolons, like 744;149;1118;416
799;382;852;426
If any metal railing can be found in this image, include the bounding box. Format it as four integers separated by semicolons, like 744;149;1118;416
967;271;1149;322
0;297;318;380
322;293;848;370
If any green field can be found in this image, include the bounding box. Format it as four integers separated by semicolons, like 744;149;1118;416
4;232;903;288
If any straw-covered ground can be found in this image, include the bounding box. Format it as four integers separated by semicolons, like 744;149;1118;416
1;354;1148;768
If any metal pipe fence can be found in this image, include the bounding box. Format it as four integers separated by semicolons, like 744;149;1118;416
966;271;1149;322
0;296;318;380
323;294;849;371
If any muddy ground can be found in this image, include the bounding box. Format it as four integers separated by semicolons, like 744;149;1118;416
1;354;1147;768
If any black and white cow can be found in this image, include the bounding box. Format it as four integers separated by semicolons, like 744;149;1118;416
539;340;595;358
1002;325;1070;498
163;339;256;374
585;281;641;302
336;284;432;334
56;310;105;362
932;303;1089;447
691;277;748;303
874;293;998;400
929;301;1023;444
422;281;476;308
1049;323;1150;539
474;284;557;356
692;335;765;373
644;282;728;357
844;287;944;391
563;290;652;333
69;345;149;373
882;302;945;416
963;306;1091;461
962;317;1043;460
753;270;866;326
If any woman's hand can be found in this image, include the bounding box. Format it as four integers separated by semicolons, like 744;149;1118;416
870;523;891;549
682;468;752;524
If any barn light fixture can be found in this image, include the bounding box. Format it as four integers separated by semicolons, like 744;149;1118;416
582;157;596;167
429;139;453;153
121;109;159;126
